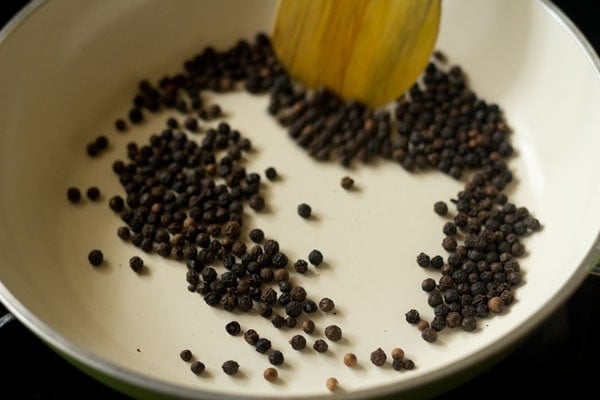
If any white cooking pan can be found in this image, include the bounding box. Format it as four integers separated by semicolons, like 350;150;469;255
1;0;599;398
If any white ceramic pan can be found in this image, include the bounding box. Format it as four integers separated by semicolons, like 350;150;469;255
1;0;599;399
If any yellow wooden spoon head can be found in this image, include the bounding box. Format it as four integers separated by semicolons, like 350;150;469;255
272;0;441;108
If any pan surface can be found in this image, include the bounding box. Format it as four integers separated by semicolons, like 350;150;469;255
1;0;599;398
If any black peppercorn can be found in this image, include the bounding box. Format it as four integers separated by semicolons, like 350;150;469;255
324;325;342;341
313;339;328;353
190;361;205;375
225;321;241;335
268;350;284;366
416;252;431;268
67;187;82;203
244;329;259;346
340;176;354;190
255;338;272;354
289;334;307;350
370;348;387;366
294;259;308;273
297;203;312;218
180;349;192;362
86;187;101;201
271;314;285;328
405;309;420;324
302;319;315;334
308;249;323;266
249;228;264;243
265;167;278;181
88;249;104;266
319;297;335;312
434;201;448;216
221;360;239;375
129;256;144;273
421;327;438;343
421;278;436;292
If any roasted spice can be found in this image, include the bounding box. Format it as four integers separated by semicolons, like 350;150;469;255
268;350;284;365
255;338;272;354
129;256;144;273
244;329;259;346
67;187;82;203
326;377;339;391
324;325;342;341
179;349;192;362
340;176;354;190
391;348;405;360
405;309;420;324
249;229;264;243
308;249;323;266
343;353;357;367
86;187;101;201
421;327;438;343
190;361;205;375
297;203;312;218
289;334;307;350
265;167;278;181
263;367;278;382
88;249;104;266
221;360;239;375
225;321;241;335
302;319;315;334
319;297;335;312
434;201;448;216
313;339;328;353
370;348;387;366
293;259;308;273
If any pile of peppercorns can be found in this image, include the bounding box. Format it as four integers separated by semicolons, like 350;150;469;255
69;30;541;390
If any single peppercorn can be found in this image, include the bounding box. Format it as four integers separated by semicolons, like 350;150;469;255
434;201;449;216
244;329;259;346
117;226;131;241
249;228;264;243
422;327;438;343
271;314;285;328
263;367;278;382
180;349;192;362
392;358;404;371
340;176;354;190
391;348;405;360
313;339;328;353
416;252;431;268
129;256;144;273
67;187;82;203
190;361;205;375
225;321;241;335
405;309;420;324
297;203;312;218
289;334;307;350
370;347;387;366
326;377;339;392
221;360;239;375
249;194;265;211
302;319;315;334
462;316;477;332
114;118;127;132
308;249;324;265
294;259;308;273
421;278;436;292
417;320;429;331
343;353;357;367
488;296;504;313
324;325;342;341
319;297;335;312
255;338;272;353
88;249;104;266
86;187;101;201
268;350;284;365
403;359;415;370
265;167;278;181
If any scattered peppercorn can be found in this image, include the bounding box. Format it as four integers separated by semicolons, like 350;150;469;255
255;338;272;353
263;367;278;382
324;325;342;341
340;176;354;190
180;349;192;362
88;249;104;266
434;201;449;216
244;329;259;346
308;250;323;266
417;320;430;331
405;309;420;324
391;348;405;360
86;187;101;201
370;347;387;366
225;321;241;335
421;327;438;343
294;259;308;273
392;358;404;371
190;361;205;375
302;319;315;334
249;229;264;243
343;353;357;367
265;167;278;181
416;252;431;268
268;350;284;365
297;203;312;218
326;377;339;391
67;187;81;203
221;360;239;375
313;339;328;353
129;256;144;273
318;297;335;312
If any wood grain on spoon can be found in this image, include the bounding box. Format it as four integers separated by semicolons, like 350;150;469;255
271;0;441;108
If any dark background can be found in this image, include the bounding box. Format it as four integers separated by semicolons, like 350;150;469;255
0;1;598;399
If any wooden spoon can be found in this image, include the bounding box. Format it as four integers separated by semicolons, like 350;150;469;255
271;0;441;108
